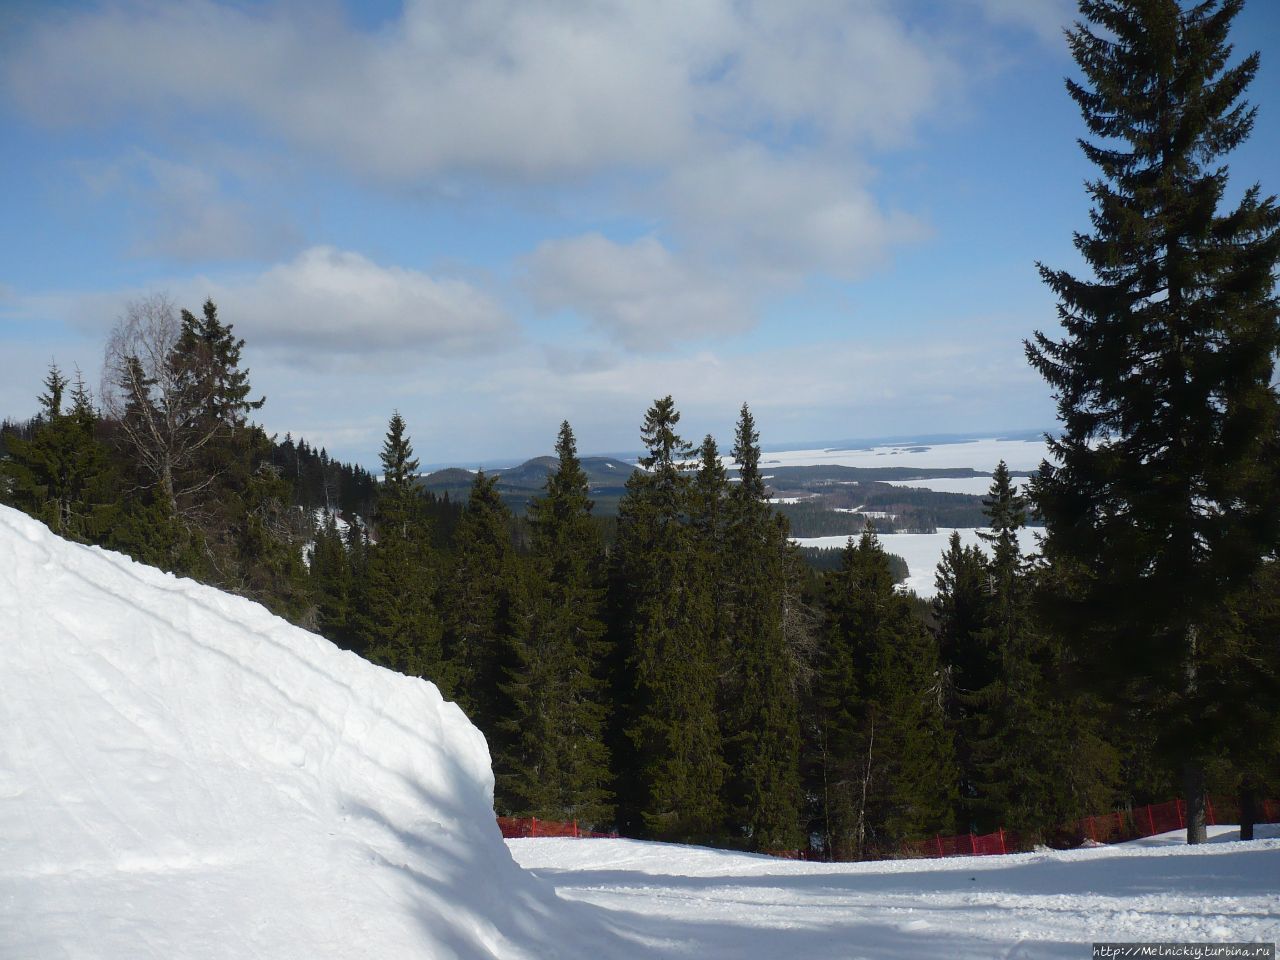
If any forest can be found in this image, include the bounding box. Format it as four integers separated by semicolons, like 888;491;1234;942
3;0;1280;857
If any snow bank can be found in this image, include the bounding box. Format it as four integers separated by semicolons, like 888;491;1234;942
0;505;614;959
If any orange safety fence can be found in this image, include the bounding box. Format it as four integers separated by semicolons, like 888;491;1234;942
902;794;1280;861
497;816;617;839
500;796;1278;861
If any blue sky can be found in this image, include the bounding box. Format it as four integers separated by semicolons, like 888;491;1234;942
2;0;1278;467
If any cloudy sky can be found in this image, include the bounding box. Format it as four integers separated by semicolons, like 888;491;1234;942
3;0;1278;467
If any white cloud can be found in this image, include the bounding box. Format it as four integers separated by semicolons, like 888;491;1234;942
969;0;1074;47
207;247;514;363
79;151;297;261
525;234;750;349
663;147;930;282
4;0;958;181
5;248;515;373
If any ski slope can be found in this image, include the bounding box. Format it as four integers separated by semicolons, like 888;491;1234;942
3;503;1277;959
511;832;1280;959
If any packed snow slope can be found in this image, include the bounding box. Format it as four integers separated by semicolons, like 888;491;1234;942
0;505;617;960
511;830;1280;959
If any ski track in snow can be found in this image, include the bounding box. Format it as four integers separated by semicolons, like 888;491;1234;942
510;834;1280;959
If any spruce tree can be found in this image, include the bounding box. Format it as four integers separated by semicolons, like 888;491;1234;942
443;470;521;743
309;512;354;646
503;422;613;824
354;413;444;681
720;404;803;850
1029;0;1280;842
615;396;724;840
2;365;115;542
816;528;953;857
932;530;993;831
967;467;1117;837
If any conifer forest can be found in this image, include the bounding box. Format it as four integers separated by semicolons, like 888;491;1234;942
3;0;1279;860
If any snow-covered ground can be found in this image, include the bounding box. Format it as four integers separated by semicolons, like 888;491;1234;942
510;832;1280;959
0;505;618;960
794;527;1042;597
885;475;1028;496
757;437;1049;474
6;504;1277;959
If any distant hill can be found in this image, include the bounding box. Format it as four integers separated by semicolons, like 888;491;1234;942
418;456;638;514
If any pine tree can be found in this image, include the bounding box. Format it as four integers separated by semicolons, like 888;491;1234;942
354;413;443;681
1028;0;1280;842
615;396;725;840
502;421;613;825
720;404;803;850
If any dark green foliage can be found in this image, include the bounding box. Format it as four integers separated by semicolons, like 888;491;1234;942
815;529;954;858
354;413;444;681
720;405;804;850
443;470;521;743
932;529;993;830
1;366;116;542
796;545;909;581
614;397;725;840
1029;0;1280;841
969;467;1116;836
309;513;354;646
502;422;613;825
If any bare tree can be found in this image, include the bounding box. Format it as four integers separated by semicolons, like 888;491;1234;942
101;294;220;520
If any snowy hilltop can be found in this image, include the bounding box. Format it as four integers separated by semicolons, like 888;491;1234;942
0;504;615;959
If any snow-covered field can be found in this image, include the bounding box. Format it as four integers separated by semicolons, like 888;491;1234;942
758;437;1049;474
510;831;1280;959
885;475;1028;496
795;527;1042;597
5;504;1277;960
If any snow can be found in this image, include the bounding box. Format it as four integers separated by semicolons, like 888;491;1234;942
0;505;617;960
793;527;1042;597
755;437;1049;473
886;476;1027;496
5;502;1278;959
509;834;1280;958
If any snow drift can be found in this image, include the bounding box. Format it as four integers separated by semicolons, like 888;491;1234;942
0;505;613;959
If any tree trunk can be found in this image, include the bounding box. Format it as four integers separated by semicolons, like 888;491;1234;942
1239;779;1258;842
1183;761;1207;844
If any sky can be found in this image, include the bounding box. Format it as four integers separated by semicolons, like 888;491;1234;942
2;0;1278;468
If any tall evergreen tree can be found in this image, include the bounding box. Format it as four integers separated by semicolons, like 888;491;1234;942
815;528;953;858
443;470;521;742
968;467;1117;837
503;422;613;825
614;396;724;840
721;404;803;850
1029;0;1280;842
932;530;993;831
354;413;443;681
